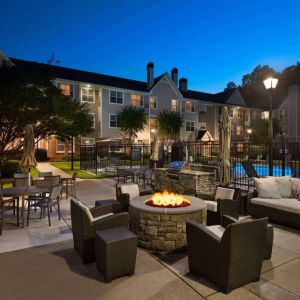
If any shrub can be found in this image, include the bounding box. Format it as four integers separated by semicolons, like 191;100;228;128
1;160;26;178
35;149;48;161
62;154;80;161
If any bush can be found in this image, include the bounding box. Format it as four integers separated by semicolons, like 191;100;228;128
1;160;26;178
35;148;48;161
62;154;80;161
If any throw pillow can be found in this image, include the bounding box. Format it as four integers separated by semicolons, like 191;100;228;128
253;177;281;199
291;178;300;198
120;184;140;200
274;176;292;197
215;187;235;200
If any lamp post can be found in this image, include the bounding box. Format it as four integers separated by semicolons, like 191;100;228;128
263;77;278;176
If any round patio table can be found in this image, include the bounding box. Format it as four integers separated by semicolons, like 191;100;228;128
2;186;49;228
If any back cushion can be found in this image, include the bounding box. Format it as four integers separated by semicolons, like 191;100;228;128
215;187;235;201
291;178;300;198
254;177;281;199
266;176;291;198
120;184;140;200
71;198;94;222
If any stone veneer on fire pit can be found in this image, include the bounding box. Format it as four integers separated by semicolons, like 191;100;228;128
154;168;216;195
129;195;207;251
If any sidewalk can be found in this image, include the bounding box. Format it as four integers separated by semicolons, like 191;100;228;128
37;162;72;178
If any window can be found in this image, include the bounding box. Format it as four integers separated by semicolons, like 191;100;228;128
81;87;95;103
185;121;195;132
56;139;73;153
198;122;207;130
229;108;234;118
279;110;287;119
109;145;124;153
131;94;143;106
237;110;243;119
81;138;95;145
109;114;120;128
236;125;243;136
110;90;123;104
89;113;95;128
149;96;157;109
184;101;195;113
261;111;269;120
171;99;178;111
58;83;73;98
149;118;159;131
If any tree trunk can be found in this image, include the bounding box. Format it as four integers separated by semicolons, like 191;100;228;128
64;138;69;158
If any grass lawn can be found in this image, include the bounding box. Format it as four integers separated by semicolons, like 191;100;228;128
50;161;115;179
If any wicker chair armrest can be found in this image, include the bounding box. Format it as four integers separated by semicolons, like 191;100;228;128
90;205;113;218
92;212;129;230
197;193;214;201
187;220;221;244
221;215;238;228
140;190;153;196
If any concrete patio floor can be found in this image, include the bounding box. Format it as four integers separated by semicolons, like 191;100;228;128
0;162;299;299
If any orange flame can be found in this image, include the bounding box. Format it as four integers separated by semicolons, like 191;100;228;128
145;191;191;208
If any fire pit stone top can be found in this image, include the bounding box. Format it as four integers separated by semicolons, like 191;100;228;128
130;194;206;215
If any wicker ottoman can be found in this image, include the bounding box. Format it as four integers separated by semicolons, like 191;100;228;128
95;227;137;282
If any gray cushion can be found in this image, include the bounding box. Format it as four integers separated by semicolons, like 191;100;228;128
253;177;281;199
215;187;235;200
266;176;292;197
207;225;225;238
120;183;140;201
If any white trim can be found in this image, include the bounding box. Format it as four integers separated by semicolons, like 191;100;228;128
109;89;124;105
56;138;75;153
89;112;96;128
80;87;95;103
81;137;95;145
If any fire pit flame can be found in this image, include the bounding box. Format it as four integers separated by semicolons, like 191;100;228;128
145;191;191;208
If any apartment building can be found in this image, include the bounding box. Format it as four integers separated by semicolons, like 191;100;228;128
5;57;269;159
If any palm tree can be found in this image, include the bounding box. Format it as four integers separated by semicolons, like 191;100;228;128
158;109;183;141
117;105;147;144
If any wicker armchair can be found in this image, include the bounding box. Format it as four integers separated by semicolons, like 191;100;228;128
186;217;268;293
70;197;129;264
116;183;152;211
198;187;241;225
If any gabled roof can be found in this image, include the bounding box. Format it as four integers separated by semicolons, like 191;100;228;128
9;58;157;92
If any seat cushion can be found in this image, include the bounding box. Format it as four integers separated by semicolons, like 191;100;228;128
215;187;235;200
251;197;300;214
253;177;281;199
207;225;225;238
205;200;218;212
120;183;140;200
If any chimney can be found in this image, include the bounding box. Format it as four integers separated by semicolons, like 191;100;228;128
179;78;188;91
171;68;178;87
147;62;154;89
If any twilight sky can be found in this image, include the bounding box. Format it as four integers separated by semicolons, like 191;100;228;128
1;0;300;93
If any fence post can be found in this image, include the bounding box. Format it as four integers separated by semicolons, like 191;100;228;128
282;142;285;176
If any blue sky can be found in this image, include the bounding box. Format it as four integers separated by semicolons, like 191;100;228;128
1;0;300;93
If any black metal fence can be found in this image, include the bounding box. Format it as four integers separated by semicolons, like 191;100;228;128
80;140;300;188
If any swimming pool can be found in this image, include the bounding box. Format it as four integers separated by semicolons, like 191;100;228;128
234;164;292;177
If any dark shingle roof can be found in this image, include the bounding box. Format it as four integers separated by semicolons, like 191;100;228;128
10;58;152;92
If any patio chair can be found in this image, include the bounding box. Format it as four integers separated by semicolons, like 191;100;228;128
186;217;268;293
241;161;260;178
70;197;129;263
13;173;30;187
137;168;154;189
116;168;133;183
198;186;241;225
0;188;19;234
61;172;77;198
116;183;153;211
26;184;63;226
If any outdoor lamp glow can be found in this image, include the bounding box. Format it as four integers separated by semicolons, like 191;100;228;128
263;77;278;89
247;128;252;134
151;129;156;133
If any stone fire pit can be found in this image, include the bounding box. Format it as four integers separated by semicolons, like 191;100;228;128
129;195;206;251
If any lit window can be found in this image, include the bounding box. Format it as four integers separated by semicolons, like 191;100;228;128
171;99;178;111
149;96;157;109
261;111;269;120
109;114;120;128
59;83;73;97
198;122;207;130
149;118;158;131
89;113;95;128
81;138;95;145
110;90;123;104
236;125;243;136
131;94;143;106
81;87;95;103
279;110;287;119
237;110;243;119
184;101;195;113
185;121;195;132
229;108;234;118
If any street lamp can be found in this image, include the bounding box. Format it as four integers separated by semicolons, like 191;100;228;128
263;77;278;175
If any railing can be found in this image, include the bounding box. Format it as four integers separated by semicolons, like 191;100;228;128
80;140;300;188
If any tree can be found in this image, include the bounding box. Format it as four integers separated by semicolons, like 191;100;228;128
0;61;93;170
242;65;278;87
250;118;282;142
117;105;147;144
224;81;237;92
158;110;183;141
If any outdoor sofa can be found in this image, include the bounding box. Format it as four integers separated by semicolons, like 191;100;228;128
70;197;128;263
247;177;300;229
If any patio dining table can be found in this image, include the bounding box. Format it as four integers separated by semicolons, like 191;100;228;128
2;185;49;228
120;167;146;183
